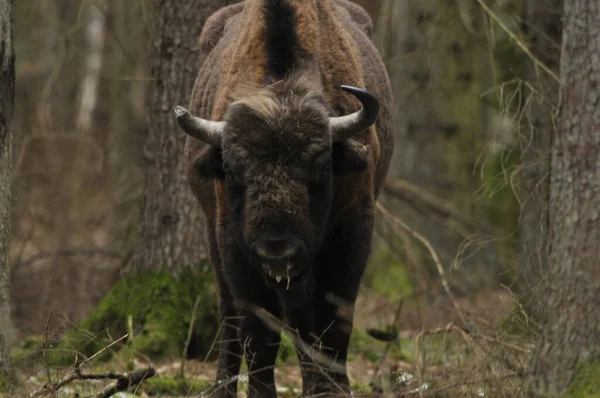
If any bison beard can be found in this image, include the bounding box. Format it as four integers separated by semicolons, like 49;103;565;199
175;1;393;397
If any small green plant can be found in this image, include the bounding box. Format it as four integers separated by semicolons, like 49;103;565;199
140;375;212;396
568;361;600;398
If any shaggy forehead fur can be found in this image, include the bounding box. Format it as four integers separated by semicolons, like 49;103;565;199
223;76;331;161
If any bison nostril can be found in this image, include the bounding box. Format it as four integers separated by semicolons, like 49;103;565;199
254;238;301;260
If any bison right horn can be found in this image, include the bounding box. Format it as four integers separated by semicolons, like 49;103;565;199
329;86;380;142
174;106;225;148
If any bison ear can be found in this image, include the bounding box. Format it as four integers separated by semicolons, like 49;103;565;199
193;146;225;179
332;139;369;174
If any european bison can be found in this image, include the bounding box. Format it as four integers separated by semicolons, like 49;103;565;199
175;0;393;396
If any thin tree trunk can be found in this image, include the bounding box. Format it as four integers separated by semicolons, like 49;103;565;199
0;0;16;382
131;0;237;273
528;0;600;395
108;0;148;257
76;3;106;134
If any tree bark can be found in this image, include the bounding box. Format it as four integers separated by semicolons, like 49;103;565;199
131;0;237;273
0;0;15;382
528;0;600;395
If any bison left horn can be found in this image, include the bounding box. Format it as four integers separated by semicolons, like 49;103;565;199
329;85;380;142
174;106;225;148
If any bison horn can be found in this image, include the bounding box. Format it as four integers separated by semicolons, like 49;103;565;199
329;86;380;142
174;106;224;148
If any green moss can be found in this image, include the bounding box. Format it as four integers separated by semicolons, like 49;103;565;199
54;264;218;364
567;362;600;398
10;335;44;366
349;328;380;363
366;246;413;301
140;375;212;396
0;369;17;394
351;380;372;395
349;328;412;363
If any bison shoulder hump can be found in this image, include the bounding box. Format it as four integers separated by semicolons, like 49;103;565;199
199;3;244;56
334;0;374;37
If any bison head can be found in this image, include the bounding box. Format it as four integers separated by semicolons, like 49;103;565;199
174;78;379;287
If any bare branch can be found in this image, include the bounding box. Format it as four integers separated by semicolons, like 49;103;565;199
93;367;155;398
376;203;468;326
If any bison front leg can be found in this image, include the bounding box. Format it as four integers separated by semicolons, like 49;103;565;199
298;204;374;396
206;226;242;398
239;303;281;398
213;277;242;397
223;246;282;398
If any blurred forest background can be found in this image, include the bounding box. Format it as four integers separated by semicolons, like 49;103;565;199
9;0;557;338
4;0;591;396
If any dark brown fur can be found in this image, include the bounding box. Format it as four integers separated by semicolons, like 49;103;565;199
183;1;393;396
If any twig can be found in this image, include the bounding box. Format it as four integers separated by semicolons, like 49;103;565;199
31;334;130;397
34;367;155;398
471;333;531;354
93;367;155;398
384;179;495;235
474;0;559;83
19;248;123;270
43;310;53;385
376;203;468;326
180;294;202;378
79;334;129;369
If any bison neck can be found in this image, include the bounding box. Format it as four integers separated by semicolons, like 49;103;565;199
212;0;366;119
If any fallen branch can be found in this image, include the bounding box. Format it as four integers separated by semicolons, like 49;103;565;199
17;248;123;270
32;366;155;398
30;334;129;397
94;367;156;398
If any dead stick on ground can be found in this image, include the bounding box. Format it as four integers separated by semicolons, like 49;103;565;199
31;366;155;398
376;203;468;326
94;367;156;398
31;334;130;397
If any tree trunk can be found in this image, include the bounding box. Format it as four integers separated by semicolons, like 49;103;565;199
131;0;237;273
0;0;15;382
528;0;600;395
76;3;106;134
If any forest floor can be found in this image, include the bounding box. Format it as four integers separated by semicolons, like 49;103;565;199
7;289;530;397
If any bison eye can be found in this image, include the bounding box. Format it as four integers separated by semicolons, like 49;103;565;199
224;165;243;184
225;169;236;181
318;161;331;181
309;151;332;183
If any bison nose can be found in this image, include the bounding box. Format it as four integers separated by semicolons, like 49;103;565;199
254;238;302;261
